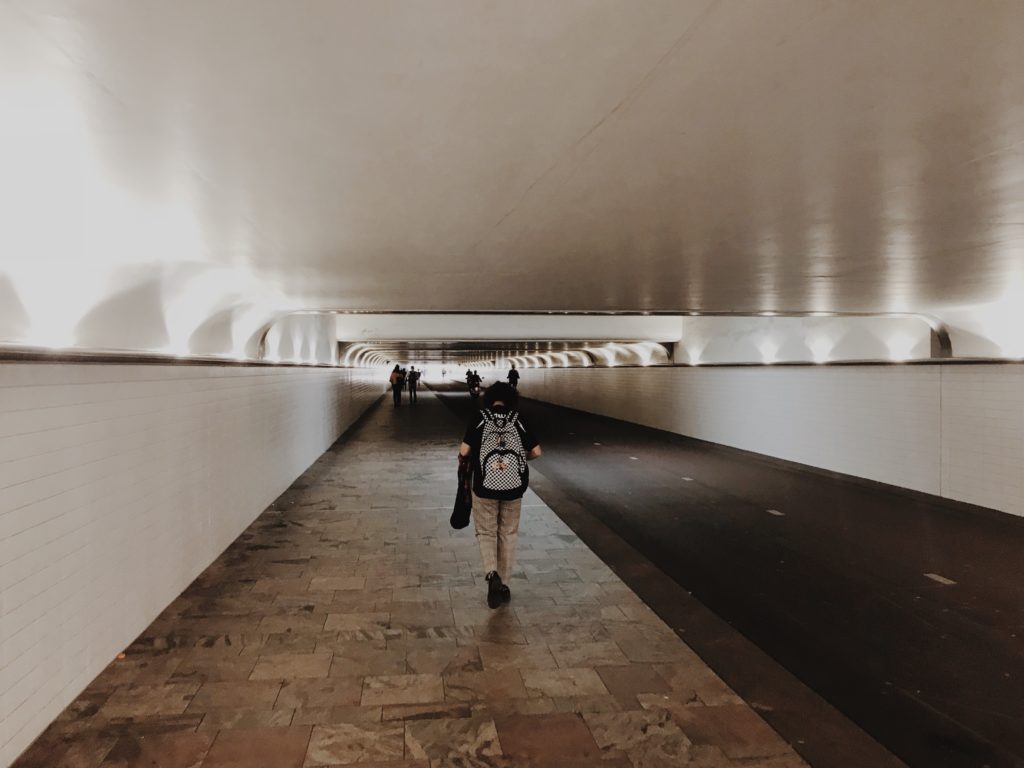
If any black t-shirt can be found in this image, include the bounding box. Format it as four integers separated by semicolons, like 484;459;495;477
462;406;539;500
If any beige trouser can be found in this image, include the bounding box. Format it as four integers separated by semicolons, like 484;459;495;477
472;495;523;581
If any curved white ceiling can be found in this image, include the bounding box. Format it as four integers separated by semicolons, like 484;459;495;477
1;1;1022;354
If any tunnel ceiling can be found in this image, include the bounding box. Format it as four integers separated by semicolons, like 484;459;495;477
1;1;1022;356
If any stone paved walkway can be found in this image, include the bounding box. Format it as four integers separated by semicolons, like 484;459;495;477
14;391;809;767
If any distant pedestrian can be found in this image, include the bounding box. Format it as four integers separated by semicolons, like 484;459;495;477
408;366;420;404
459;382;542;608
507;365;519;390
389;365;403;407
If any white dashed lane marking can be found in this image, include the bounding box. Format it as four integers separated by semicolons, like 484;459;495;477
681;477;693;482
924;573;957;586
629;456;639;461
767;509;785;516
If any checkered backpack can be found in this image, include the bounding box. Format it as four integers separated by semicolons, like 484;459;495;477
478;409;527;493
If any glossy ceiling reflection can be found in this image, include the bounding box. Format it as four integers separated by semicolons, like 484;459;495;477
0;1;1022;358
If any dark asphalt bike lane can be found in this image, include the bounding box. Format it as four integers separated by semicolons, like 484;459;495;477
433;382;1024;768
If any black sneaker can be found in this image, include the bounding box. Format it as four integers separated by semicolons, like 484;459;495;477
499;584;511;604
486;571;503;609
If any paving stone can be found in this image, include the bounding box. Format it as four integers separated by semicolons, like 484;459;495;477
257;613;329;634
406;644;482;675
197;707;295;730
443;670;529;702
187;681;282;711
404;716;502;761
583;708;693;764
202;726;310;768
562;695;625;714
22;733;117;768
476;643;557;671
469;624;529;646
596;664;673;709
548;640;630;668
169;656;257;684
328;643;408;676
100;684;200;718
382;702;474;721
308;576;367;591
276;677;365;709
304;722;404;766
99;731;214;767
390;603;457;630
71;714;206;739
291;705;383;726
520;621;610;645
56;690;114;723
663;703;799;760
323;612;391;631
493;713;601;761
240;633;322;657
250;653;334;680
651;663;745;706
520;668;608;698
361;674;445;706
91;657;184;689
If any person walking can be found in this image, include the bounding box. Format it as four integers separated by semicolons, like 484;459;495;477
408;365;420;404
507;365;519;390
459;382;542;608
389;365;403;407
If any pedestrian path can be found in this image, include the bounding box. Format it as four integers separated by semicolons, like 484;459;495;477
14;390;808;767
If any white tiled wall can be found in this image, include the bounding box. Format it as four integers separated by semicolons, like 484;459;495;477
940;366;1024;515
524;364;1023;516
0;363;382;765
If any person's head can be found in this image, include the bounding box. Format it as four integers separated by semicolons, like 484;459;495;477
510;364;516;369
410;366;415;371
483;381;519;410
392;364;400;372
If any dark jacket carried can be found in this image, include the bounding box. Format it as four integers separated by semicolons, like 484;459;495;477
450;454;473;529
